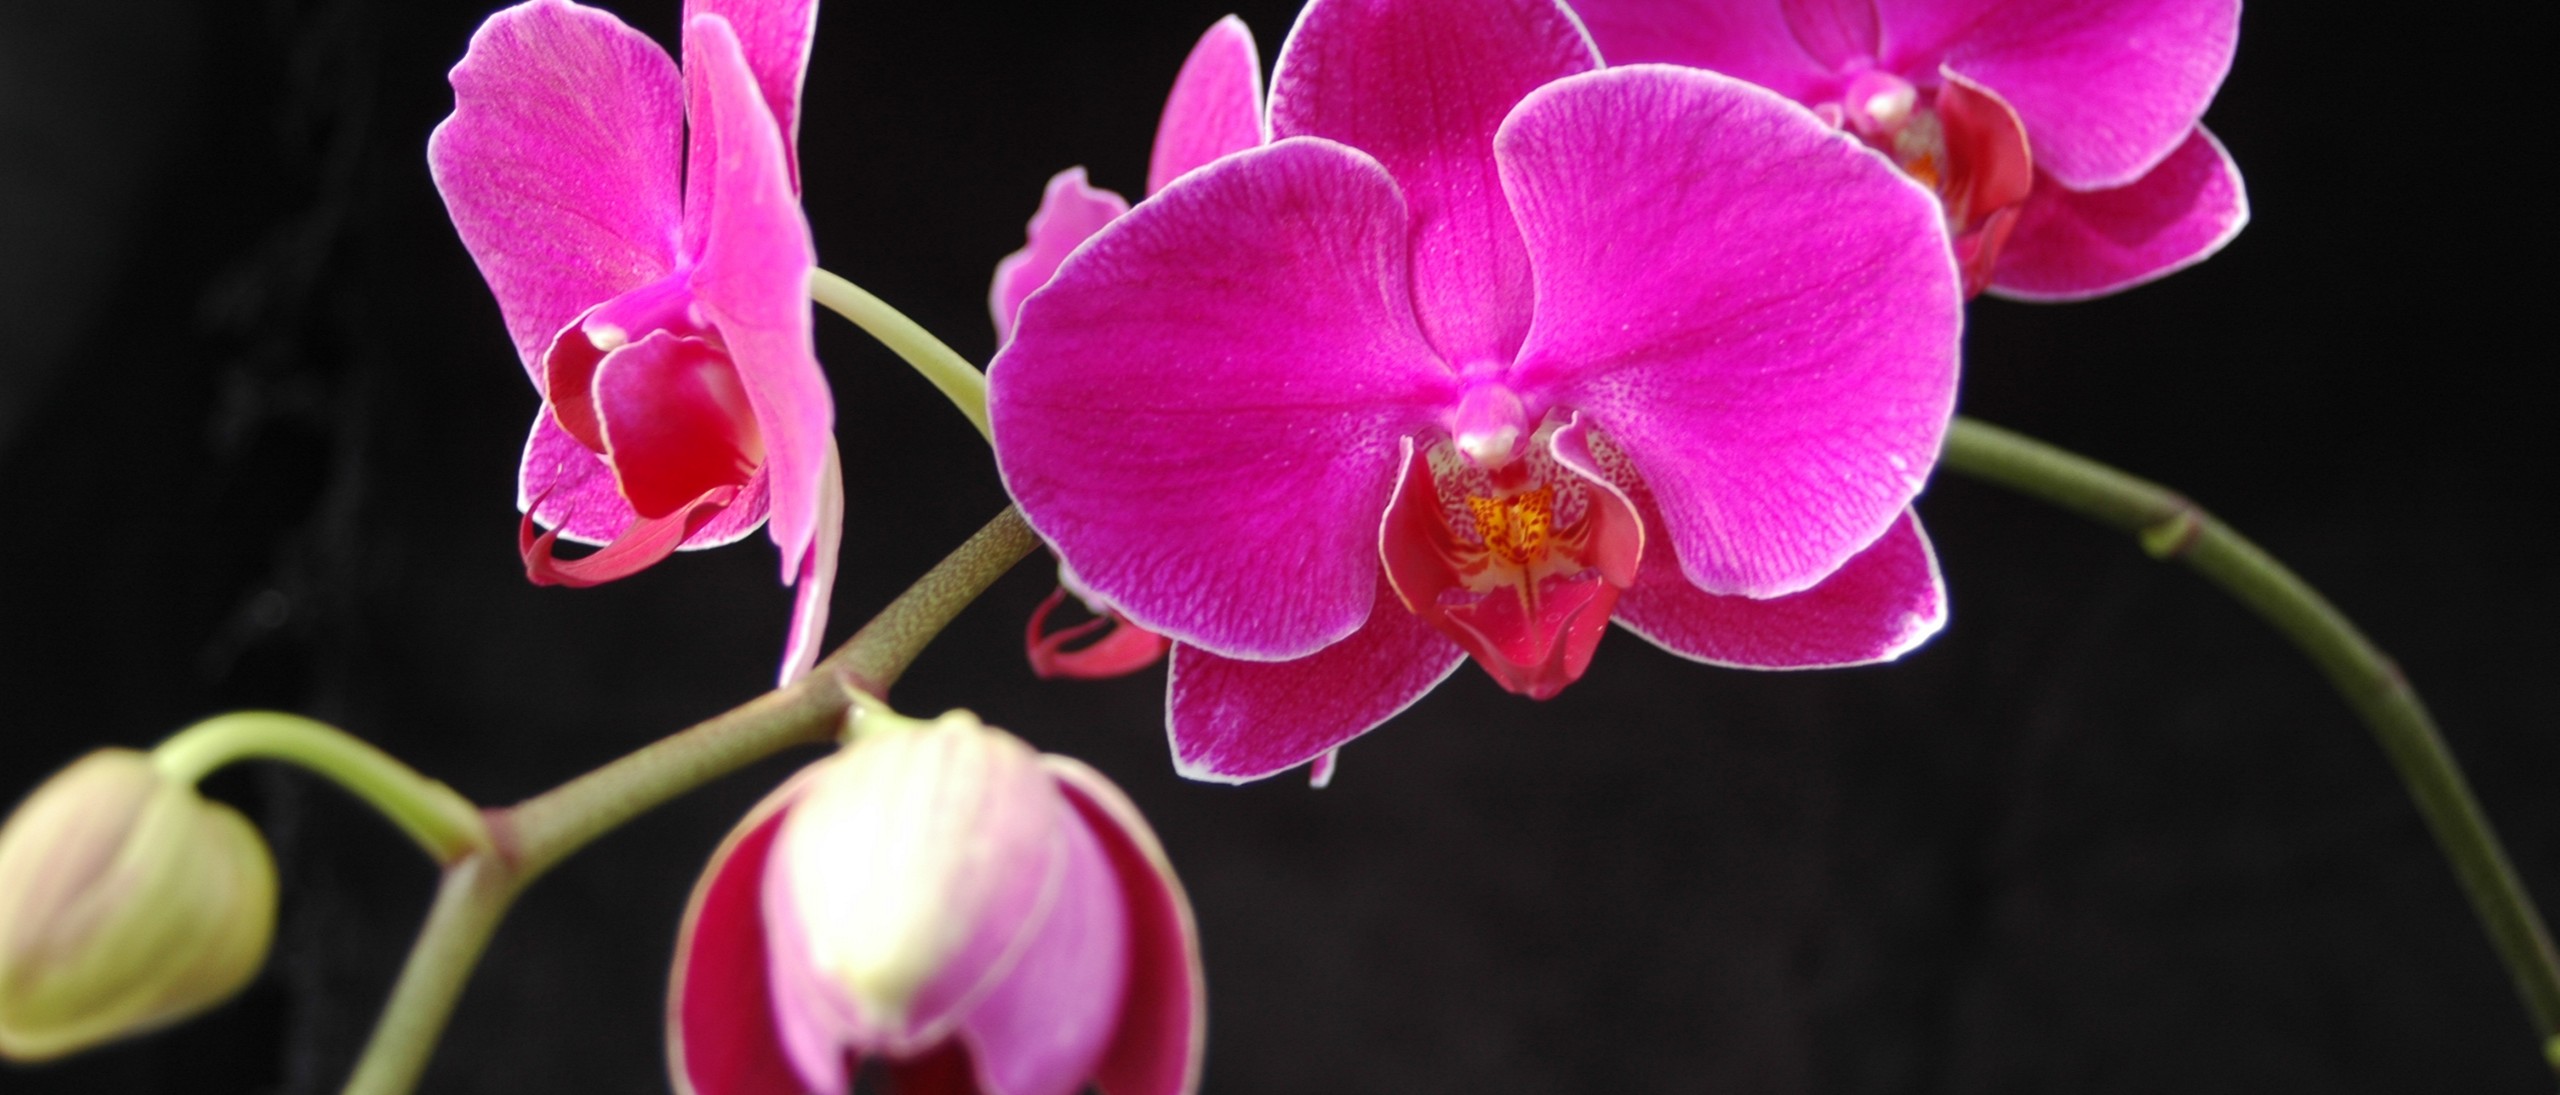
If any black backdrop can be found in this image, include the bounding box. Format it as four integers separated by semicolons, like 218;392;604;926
4;0;2554;1091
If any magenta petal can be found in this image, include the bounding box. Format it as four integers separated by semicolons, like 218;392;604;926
1990;125;2248;302
989;139;1454;659
520;407;773;549
1780;0;1880;70
990;169;1131;346
1500;66;1959;598
777;439;843;686
1571;0;1845;104
1882;0;2240;189
593;331;764;518
1044;758;1207;1095
682;14;831;583
522;484;738;587
684;0;818;178
1268;0;1597;367
953;789;1129;1095
1167;577;1465;783
668;775;817;1095
1147;16;1267;196
1616;507;1947;668
429;0;684;375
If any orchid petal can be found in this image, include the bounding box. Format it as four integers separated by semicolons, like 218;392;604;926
429;0;684;375
776;439;843;686
1308;751;1338;788
1780;0;1880;70
989;139;1455;659
1167;577;1465;783
521;483;739;588
682;14;831;583
1500;66;1959;597
1989;125;2247;302
1616;506;1947;667
951;791;1129;1095
668;772;818;1095
1879;0;2239;189
990;169;1131;346
1569;0;1847;104
1026;588;1173;680
1043;757;1207;1095
1147;16;1266;196
519;410;773;548
684;0;818;180
593;330;765;519
1268;0;1597;368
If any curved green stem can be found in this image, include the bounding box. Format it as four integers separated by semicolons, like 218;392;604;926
152;711;489;865
809;268;990;443
1942;416;2560;1058
337;507;1038;1095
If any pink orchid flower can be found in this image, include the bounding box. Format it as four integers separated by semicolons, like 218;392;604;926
1573;0;2249;299
989;0;1961;784
989;18;1267;682
430;0;843;683
668;713;1203;1095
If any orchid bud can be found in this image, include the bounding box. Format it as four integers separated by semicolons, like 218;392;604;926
0;749;278;1062
671;711;1205;1095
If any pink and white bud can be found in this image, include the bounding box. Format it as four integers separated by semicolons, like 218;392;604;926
670;712;1203;1095
0;749;277;1062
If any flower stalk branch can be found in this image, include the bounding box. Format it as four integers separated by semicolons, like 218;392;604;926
810;268;992;442
150;712;489;866
1941;416;2560;1059
337;506;1039;1095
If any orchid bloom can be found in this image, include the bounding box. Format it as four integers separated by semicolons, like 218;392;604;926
430;0;843;683
669;712;1203;1095
990;18;1267;681
1574;0;2248;299
989;0;1961;784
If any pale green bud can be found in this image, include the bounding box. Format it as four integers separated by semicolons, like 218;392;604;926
0;749;278;1062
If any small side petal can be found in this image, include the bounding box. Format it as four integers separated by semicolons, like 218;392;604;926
1615;506;1947;668
1268;0;1598;367
521;484;740;587
776;439;844;686
990;169;1131;345
669;774;819;1095
684;0;818;178
1882;0;2240;189
683;15;832;584
1147;16;1267;196
1167;577;1465;783
519;412;772;549
1044;758;1208;1095
1571;0;1846;104
1501;66;1959;598
1989;125;2247;302
429;0;684;373
988;139;1454;660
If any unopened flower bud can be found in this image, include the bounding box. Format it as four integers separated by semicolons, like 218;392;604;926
0;749;278;1062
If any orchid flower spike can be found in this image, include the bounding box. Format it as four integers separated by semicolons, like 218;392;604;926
990;16;1268;682
1574;0;2248;299
989;0;1961;785
669;710;1204;1095
430;0;844;684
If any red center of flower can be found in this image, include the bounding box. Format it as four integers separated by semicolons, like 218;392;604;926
1380;415;1642;700
541;274;767;519
1832;69;2034;296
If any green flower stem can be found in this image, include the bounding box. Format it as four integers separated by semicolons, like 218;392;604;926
1941;416;2560;1056
809;268;991;443
151;711;489;866
338;507;1039;1095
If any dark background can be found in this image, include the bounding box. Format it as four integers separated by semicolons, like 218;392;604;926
3;0;2552;1091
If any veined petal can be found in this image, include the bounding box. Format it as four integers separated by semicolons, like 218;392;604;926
1043;758;1207;1095
668;772;817;1095
1166;577;1465;783
777;439;843;686
1878;0;2239;189
1268;0;1598;368
682;14;832;584
684;0;818;181
989;139;1455;660
429;0;683;375
951;789;1129;1095
1500;66;1959;598
1989;125;2247;302
1147;16;1267;196
1571;0;1848;104
990;169;1131;346
1781;0;1881;70
1615;507;1947;667
519;411;773;548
